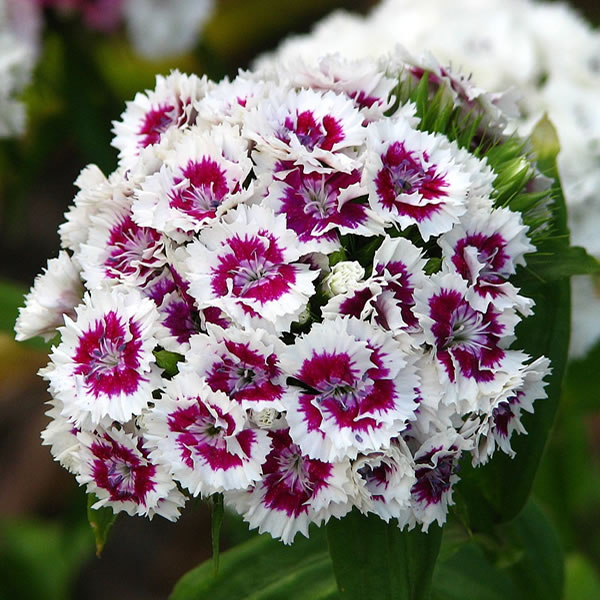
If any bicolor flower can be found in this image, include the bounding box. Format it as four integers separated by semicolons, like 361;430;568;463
77;426;185;520
184;205;319;333
365;118;476;240
438;206;535;312
132;124;253;242
112;70;209;169
43;289;159;426
224;428;352;544
263;165;383;254
15;251;84;342
182;326;289;412
144;371;270;496
280;317;419;461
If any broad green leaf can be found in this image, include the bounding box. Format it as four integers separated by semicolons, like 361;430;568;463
520;244;600;283
432;543;520;600
564;554;600;600
327;510;442;600
87;493;118;557
501;500;564;600
433;501;563;600
170;526;338;600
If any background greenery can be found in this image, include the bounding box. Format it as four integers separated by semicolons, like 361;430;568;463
1;1;598;598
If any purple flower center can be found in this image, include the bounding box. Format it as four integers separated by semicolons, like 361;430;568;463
375;142;448;221
105;215;163;281
91;438;156;504
74;311;145;398
452;233;510;296
277;168;366;245
206;341;283;405
169;158;230;222
296;350;396;434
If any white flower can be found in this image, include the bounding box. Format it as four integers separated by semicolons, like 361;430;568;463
132;124;253;242
184;205;319;333
224;428;353;544
15;251;83;342
112;70;210;170
323;261;365;297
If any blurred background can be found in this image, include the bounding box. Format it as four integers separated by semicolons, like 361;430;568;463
0;1;599;598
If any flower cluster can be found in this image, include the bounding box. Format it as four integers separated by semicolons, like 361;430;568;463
257;0;600;357
17;51;552;543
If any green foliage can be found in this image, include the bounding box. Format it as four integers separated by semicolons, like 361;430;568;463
169;526;338;600
87;493;118;557
327;511;442;600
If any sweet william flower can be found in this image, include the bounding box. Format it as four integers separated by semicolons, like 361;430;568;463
43;288;160;427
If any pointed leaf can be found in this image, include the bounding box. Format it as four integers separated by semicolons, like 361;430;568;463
86;494;118;557
501;500;564;600
327;510;442;600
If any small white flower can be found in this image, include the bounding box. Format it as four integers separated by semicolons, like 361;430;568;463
15;251;83;342
323;261;365;297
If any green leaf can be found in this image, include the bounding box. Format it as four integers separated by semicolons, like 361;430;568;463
154;349;184;377
170;526;337;600
87;494;118;557
432;543;520;600
211;494;224;575
501;500;564;600
521;244;600;283
327;510;442;600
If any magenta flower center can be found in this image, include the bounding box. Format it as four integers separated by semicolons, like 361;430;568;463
170;158;230;221
375;142;448;221
412;450;455;506
91;439;156;504
74;311;144;398
138;104;176;148
105;215;163;281
283;110;344;151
